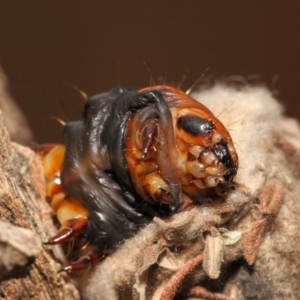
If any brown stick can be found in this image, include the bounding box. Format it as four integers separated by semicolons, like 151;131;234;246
159;253;204;300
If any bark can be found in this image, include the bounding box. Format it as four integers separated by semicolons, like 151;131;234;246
0;67;80;300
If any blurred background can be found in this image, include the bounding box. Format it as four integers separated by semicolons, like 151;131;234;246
0;1;300;143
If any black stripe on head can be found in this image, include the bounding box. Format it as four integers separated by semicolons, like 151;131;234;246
177;115;215;136
212;141;237;181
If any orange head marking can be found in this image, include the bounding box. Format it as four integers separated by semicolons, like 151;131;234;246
125;85;238;202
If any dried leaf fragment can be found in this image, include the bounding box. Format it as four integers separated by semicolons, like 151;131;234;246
203;227;224;279
0;221;42;278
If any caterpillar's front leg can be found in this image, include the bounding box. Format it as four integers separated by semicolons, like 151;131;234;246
125;116;174;205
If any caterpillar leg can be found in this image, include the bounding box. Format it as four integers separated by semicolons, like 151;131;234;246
35;143;66;180
44;217;88;245
59;250;105;273
36;144;90;245
126;117;173;205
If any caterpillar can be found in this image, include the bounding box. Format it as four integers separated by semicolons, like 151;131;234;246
37;85;238;273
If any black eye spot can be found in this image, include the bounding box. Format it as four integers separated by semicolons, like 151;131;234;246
177;115;215;136
212;142;238;181
212;142;232;168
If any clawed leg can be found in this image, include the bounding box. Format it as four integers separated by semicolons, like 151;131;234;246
133;118;174;204
142;172;173;204
59;250;105;273
44;217;88;245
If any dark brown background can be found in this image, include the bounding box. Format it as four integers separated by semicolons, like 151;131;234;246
0;1;300;143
